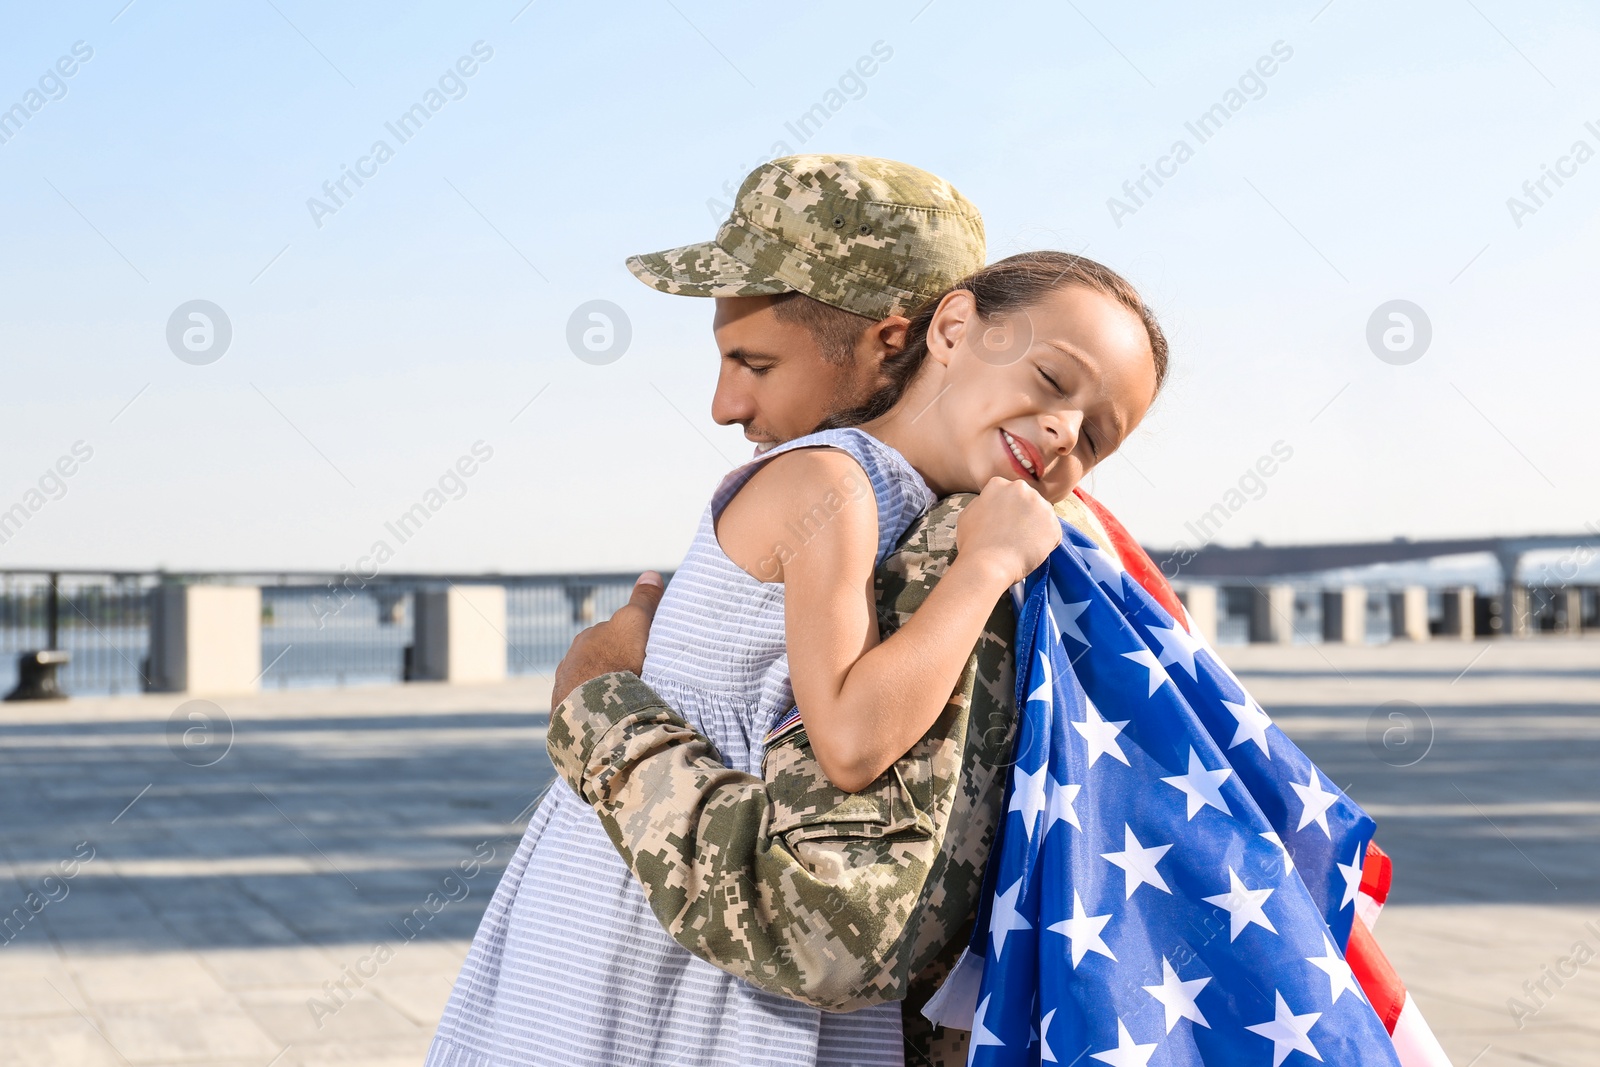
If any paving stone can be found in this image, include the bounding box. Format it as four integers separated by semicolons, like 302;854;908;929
0;953;82;1020
95;999;283;1062
0;1015;128;1067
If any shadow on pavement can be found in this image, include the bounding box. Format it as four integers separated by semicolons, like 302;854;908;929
0;711;554;953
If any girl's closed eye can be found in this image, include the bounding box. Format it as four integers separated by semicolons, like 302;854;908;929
1037;365;1102;460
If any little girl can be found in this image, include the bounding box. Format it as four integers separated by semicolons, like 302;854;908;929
428;252;1168;1067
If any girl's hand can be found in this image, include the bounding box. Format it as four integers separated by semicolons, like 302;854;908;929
955;477;1064;586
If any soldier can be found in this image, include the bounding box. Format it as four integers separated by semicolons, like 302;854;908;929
430;155;1153;1067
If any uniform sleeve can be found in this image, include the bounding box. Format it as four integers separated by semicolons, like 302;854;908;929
545;495;1018;1015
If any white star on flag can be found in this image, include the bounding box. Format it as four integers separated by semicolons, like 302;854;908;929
1009;764;1048;839
1201;867;1277;941
1046;890;1116;966
1290;771;1339;838
1222;696;1273;756
1142;957;1211;1032
971;994;1005;1048
1160;747;1233;819
1043;776;1082;834
1051;588;1092;646
1120;649;1171;698
1040;1008;1058;1063
1026;649;1054;704
1306;933;1364;1004
1244;991;1322;1067
1261;831;1296;876
1089;1019;1158;1067
1101;825;1173;899
1076;544;1125;592
1073;699;1130;768
1146;621;1205;680
1337;843;1364;909
990;877;1032;957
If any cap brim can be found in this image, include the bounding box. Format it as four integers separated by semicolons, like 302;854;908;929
626;241;792;298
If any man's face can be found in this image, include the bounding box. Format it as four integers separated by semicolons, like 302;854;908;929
710;296;880;449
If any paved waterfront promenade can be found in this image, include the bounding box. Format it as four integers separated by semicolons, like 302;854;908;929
2;639;1597;1066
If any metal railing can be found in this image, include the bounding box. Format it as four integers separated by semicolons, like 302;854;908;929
4;568;1591;696
0;572;156;696
0;569;651;697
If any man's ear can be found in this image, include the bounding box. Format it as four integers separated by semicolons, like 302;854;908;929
871;314;910;356
849;314;909;394
855;314;910;370
925;290;976;368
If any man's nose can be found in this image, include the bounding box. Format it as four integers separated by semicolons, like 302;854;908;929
711;363;754;427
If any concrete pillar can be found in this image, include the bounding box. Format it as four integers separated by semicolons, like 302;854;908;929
411;585;506;683
1504;584;1531;637
1440;586;1476;640
1389;585;1430;641
1321;586;1366;644
1556;587;1583;635
145;585;262;694
1496;549;1530;637
1177;585;1218;645
1248;584;1296;644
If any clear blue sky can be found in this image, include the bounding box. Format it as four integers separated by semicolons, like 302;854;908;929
2;0;1597;572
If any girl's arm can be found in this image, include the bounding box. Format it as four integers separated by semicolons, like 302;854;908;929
718;449;1058;792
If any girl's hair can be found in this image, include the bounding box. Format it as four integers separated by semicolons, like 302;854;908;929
817;250;1168;430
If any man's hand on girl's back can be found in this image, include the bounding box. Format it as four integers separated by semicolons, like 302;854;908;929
550;572;665;709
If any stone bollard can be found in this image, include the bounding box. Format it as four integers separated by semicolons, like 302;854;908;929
410;585;507;683
563;584;598;626
146;585;262;694
1177;585;1218;645
1248;584;1296;644
373;588;407;626
4;650;71;701
1389;585;1430;641
1321;586;1366;644
1440;586;1476;640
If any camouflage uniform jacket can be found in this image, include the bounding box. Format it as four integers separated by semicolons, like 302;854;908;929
547;494;1112;1064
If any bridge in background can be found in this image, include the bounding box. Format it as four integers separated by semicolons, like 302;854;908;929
1150;532;1600;581
1147;531;1600;645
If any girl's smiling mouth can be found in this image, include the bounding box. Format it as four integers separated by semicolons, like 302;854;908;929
1000;428;1044;480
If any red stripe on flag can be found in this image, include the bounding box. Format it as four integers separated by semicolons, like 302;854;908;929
1346;917;1406;1033
1363;840;1392;905
1073;488;1189;630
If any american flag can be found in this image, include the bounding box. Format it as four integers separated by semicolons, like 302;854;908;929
925;510;1452;1067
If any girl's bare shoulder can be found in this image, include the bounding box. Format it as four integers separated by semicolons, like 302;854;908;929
716;446;878;581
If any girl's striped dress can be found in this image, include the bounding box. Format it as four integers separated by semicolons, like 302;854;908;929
426;427;936;1067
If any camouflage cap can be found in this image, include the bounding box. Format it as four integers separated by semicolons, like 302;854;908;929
627;155;986;321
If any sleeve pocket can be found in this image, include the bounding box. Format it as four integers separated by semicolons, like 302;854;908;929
764;728;935;845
